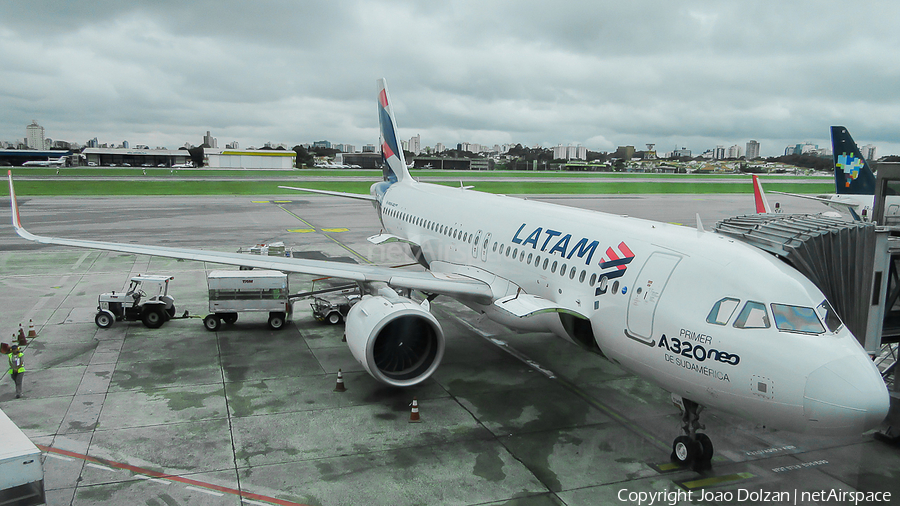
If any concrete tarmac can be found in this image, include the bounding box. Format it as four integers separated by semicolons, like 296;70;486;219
0;192;896;505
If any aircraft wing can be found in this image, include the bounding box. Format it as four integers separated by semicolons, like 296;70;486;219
277;186;377;201
8;172;492;302
769;191;863;220
769;191;839;205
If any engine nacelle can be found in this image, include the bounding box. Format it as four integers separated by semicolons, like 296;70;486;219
345;295;444;387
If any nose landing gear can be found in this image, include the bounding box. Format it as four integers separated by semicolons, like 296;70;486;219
670;396;713;471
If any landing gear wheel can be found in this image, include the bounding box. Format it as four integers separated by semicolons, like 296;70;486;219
141;308;165;329
222;313;238;325
268;312;286;330
95;311;114;329
671;435;700;467
203;314;221;331
327;312;342;325
693;433;714;471
670;397;713;471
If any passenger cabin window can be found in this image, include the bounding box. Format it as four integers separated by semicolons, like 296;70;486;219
706;297;740;325
771;304;825;334
816;300;843;333
733;301;770;329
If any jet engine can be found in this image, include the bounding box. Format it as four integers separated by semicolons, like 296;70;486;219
344;294;445;387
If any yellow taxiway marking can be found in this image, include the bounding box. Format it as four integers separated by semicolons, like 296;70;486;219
320;228;349;233
273;200;291;203
287;228;316;233
251;200;270;203
678;472;754;490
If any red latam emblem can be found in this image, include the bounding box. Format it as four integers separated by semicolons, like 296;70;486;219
597;242;634;280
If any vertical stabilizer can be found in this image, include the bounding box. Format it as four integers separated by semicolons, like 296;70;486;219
377;79;411;184
752;175;773;213
831;126;875;195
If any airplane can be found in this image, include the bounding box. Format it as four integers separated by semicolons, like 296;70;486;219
7;79;889;471
22;157;66;167
751;174;847;218
771;126;888;221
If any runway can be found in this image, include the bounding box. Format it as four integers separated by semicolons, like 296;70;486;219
0;192;895;505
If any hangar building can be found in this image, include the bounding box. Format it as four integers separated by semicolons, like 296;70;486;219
205;149;296;169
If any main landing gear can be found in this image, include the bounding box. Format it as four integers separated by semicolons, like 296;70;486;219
670;395;713;471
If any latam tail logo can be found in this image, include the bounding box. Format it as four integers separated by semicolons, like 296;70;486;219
378;88;402;184
835;152;864;188
598;242;634;280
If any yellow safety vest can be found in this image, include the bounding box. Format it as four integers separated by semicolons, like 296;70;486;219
7;352;24;374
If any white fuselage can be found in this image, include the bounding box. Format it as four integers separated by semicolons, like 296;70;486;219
819;193;900;222
376;180;889;436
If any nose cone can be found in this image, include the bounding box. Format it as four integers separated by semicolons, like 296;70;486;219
804;354;889;435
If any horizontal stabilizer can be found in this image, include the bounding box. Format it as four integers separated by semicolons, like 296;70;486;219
494;293;585;319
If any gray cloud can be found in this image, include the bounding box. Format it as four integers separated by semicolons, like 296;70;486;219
2;0;899;156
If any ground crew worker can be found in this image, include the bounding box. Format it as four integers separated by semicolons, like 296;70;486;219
7;344;24;398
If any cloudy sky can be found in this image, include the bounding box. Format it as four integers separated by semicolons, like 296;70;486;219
2;1;899;157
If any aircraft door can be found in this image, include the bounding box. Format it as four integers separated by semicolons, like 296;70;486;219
481;233;491;261
472;230;482;258
626;252;682;342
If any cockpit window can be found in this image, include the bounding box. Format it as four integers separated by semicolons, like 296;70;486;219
771;304;825;334
816;300;844;333
706;297;740;325
733;301;770;329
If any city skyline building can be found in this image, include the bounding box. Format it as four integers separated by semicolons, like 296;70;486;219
25;120;45;149
7;122;875;162
746;140;760;160
552;144;587;161
203;131;217;149
861;144;876;160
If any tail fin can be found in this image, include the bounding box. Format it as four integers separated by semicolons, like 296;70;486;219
377;79;411;184
831;126;875;195
752;175;773;213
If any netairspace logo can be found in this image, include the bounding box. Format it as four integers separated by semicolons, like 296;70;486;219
617;488;891;505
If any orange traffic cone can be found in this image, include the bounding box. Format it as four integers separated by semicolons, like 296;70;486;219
334;369;346;392
17;324;25;341
27;320;36;339
409;397;421;423
17;331;26;347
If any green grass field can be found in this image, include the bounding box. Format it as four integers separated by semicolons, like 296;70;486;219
0;178;834;196
0;165;834;195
